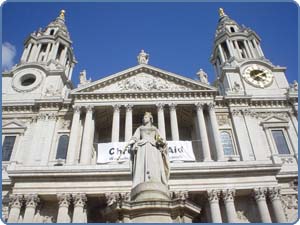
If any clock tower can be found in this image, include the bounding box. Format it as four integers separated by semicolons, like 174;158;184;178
2;10;77;102
210;8;290;97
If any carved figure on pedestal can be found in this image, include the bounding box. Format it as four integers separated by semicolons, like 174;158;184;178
126;112;169;188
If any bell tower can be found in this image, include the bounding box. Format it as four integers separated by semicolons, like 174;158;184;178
2;10;77;101
210;8;290;97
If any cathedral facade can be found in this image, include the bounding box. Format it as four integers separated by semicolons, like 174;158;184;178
2;9;298;223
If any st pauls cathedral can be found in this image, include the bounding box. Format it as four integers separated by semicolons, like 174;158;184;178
2;7;298;223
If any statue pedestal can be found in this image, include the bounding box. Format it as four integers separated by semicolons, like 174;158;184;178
104;182;201;223
131;182;170;201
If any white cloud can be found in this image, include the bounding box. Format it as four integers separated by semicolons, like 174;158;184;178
2;42;17;71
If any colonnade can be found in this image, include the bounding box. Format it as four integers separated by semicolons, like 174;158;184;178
207;187;286;223
66;102;225;165
7;193;88;223
7;187;286;223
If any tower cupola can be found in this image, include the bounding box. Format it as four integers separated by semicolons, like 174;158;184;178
211;8;266;78
19;10;76;81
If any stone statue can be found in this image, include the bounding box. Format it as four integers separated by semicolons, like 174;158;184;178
196;69;209;84
291;80;298;91
137;50;149;65
78;70;91;87
126;112;169;188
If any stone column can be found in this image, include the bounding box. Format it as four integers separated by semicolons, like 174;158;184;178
234;41;242;59
7;194;23;223
72;193;87;223
111;105;120;142
208;190;222;223
44;43;52;62
60;46;68;65
218;45;225;63
268;187;286;222
57;194;71;223
66;106;81;165
253;188;272;223
169;103;180;141
195;103;211;161
243;40;252;58
23;194;40;223
125;104;133;142
21;43;32;62
222;189;237;223
80;105;95;164
50;42;59;61
208;103;224;161
157;103;166;139
225;40;234;58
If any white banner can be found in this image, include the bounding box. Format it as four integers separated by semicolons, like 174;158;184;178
97;141;195;163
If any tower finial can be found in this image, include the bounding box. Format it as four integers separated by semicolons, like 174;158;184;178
59;9;66;20
219;8;226;17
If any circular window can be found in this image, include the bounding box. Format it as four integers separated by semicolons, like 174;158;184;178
12;68;44;92
21;74;36;86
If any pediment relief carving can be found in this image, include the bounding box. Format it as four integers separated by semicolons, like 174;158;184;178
2;120;27;133
72;65;216;94
95;73;191;92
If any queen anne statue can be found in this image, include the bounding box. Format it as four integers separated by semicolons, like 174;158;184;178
126;112;170;188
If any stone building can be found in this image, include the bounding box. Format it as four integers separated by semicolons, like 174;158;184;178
2;8;298;223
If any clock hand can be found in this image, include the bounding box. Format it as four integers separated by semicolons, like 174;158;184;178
253;72;265;78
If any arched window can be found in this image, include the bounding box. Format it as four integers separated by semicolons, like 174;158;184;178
50;29;55;35
230;27;235;33
56;135;69;160
220;131;235;155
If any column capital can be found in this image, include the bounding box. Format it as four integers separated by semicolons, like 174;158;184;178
253;187;267;201
9;194;23;209
207;102;215;110
268;187;281;201
24;194;40;208
57;193;71;208
125;104;133;111
195;102;205;110
112;104;121;112
156;103;165;110
105;192;121;206
208;189;221;203
73;105;81;114
85;105;94;113
222;189;236;202
72;193;87;208
169;103;177;111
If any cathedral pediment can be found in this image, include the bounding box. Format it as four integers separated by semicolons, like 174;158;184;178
72;64;216;94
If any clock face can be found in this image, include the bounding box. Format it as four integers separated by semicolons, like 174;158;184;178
242;65;273;88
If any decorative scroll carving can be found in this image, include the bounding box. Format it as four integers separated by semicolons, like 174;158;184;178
72;193;87;208
61;120;70;130
253;187;267;201
57;194;71;208
9;194;23;209
73;105;81;114
44;84;61;97
156;103;165;110
207;189;221;203
236;210;249;222
268;187;281;201
222;189;235;202
169;103;177;111
113;104;121;112
125;104;133;112
217;114;230;126
24;194;40;208
281;194;298;222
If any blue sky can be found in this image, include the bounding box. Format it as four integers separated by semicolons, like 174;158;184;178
2;2;298;86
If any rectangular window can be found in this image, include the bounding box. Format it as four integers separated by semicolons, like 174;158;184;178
56;135;69;160
271;130;290;154
220;131;235;155
2;136;16;161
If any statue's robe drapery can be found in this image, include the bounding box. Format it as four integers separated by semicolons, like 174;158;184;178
130;125;169;188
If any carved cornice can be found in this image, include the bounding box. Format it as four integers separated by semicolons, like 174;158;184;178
57;193;71;208
208;189;221;203
72;193;87;208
